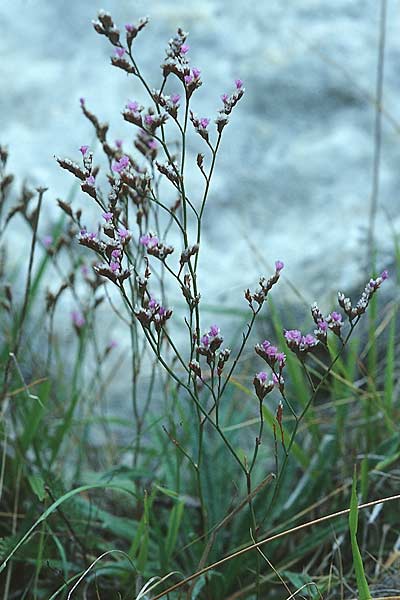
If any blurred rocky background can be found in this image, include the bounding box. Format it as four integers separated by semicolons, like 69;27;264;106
1;0;398;308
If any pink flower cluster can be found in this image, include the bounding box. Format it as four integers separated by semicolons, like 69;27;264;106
112;155;130;173
254;339;286;400
253;371;281;401
140;233;159;249
284;329;318;356
184;67;201;86
134;297;173;332
198;324;223;357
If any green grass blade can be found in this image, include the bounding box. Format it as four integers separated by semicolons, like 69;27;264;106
164;500;184;567
384;306;396;414
0;482;137;573
349;469;371;600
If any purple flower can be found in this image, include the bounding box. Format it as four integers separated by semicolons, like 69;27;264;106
200;334;210;347
139;234;150;246
276;352;286;367
115;47;125;58
272;373;284;386
148;139;158;150
158;306;166;317
192;67;201;79
318;320;328;331
126;100;139;113
266;345;278;357
144;114;154;125
302;334;317;346
115;139;123;149
330;311;342;322
180;44;190;54
209;324;220;337
256;371;268;383
200;117;210;129
112;155;130;173
184;75;193;85
86;175;95;186
71;311;85;328
171;93;181;105
111;249;121;258
79;97;85;107
148;297;158;310
102;212;113;222
275;260;284;272
110;261;120;272
125;23;134;32
148;236;159;248
235;78;243;89
221;93;229;103
381;270;389;280
140;233;159;248
43;235;53;248
79;145;89;156
262;340;271;352
81;230;97;240
118;227;131;240
284;329;302;344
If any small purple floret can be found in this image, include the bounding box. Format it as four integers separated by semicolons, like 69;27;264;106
112;155;130;173
148;297;158;310
284;329;302;343
209;324;220;337
302;334;317;346
256;371;268;383
71;310;85;328
118;227;130;240
201;334;210;347
127;100;139;112
330;311;342;322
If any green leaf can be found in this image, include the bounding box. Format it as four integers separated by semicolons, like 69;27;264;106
164;500;184;566
28;475;46;501
349;469;371;600
384;306;396;413
0;482;137;573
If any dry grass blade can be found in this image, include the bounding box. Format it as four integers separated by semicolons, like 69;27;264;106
151;493;400;599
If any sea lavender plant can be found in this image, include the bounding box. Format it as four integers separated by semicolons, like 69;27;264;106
53;11;389;598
